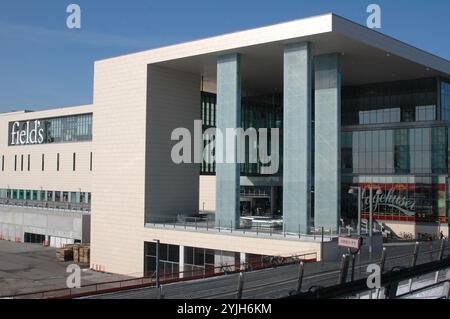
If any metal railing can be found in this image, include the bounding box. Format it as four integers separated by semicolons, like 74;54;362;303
3;251;318;300
145;215;344;241
0;198;90;213
191;240;450;299
6;242;449;300
283;240;450;300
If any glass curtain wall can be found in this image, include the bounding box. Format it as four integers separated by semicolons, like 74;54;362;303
200;92;282;176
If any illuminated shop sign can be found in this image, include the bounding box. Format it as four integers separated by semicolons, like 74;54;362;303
361;185;415;217
9;120;45;146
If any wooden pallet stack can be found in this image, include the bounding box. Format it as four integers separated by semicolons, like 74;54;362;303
56;243;90;263
56;247;74;262
79;244;90;264
73;244;80;263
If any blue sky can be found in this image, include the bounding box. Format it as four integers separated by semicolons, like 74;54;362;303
0;0;449;112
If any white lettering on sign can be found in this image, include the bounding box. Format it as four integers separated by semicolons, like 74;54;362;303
338;237;361;250
362;189;415;216
10;120;45;145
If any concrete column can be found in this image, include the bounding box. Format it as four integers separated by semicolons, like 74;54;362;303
216;53;241;229
283;42;312;234
314;53;341;231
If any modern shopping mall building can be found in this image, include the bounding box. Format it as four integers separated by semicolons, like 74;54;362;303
1;14;450;276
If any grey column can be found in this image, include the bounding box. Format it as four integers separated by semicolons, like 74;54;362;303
216;53;241;229
283;42;312;234
314;53;341;231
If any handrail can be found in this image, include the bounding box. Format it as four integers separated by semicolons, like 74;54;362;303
284;257;450;299
4;251;317;299
0;198;91;212
394;279;450;299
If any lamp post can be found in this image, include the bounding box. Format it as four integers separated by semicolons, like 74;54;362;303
154;239;160;288
349;186;382;255
348;187;362;236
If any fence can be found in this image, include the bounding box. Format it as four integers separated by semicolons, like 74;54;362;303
145;215;352;241
4;251;317;300
0;198;90;212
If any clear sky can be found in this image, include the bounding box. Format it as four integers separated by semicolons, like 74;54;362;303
0;0;449;113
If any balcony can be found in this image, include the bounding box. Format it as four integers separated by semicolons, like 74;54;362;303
0;198;91;213
145;214;340;242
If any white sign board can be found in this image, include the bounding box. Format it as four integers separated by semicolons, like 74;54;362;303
338;236;361;250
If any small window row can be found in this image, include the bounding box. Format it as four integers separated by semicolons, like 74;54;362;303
0;153;93;172
0;189;91;208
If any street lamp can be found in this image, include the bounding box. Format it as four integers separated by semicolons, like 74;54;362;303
349;186;382;255
154;239;160;288
348;187;362;236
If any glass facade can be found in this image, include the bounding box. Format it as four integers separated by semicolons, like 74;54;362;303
441;80;450;122
341;176;445;224
8;113;93;146
342;127;448;175
0;188;91;210
341;77;450;224
198;78;450;225
201;92;282;176
342;78;437;126
44;113;92;144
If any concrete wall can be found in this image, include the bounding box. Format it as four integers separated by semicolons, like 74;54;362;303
91;56;201;276
199;176;216;214
0;206;88;242
145;65;200;221
91;53;148;276
382;221;449;239
142;227;324;261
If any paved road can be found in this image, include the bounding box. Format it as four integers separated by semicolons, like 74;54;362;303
88;241;450;299
0;241;131;298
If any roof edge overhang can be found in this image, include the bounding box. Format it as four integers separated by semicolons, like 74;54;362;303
332;15;450;77
95;13;450;78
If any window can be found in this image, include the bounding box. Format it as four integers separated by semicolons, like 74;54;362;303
27;154;30;171
342;78;438;126
9;113;93;146
73;153;76;171
42;154;45;171
57;153;60;171
62;192;69;202
1;155;4;171
415;105;436;121
14;155;17;171
90;152;93;171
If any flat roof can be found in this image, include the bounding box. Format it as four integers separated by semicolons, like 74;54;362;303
0;105;93;120
97;13;450;77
